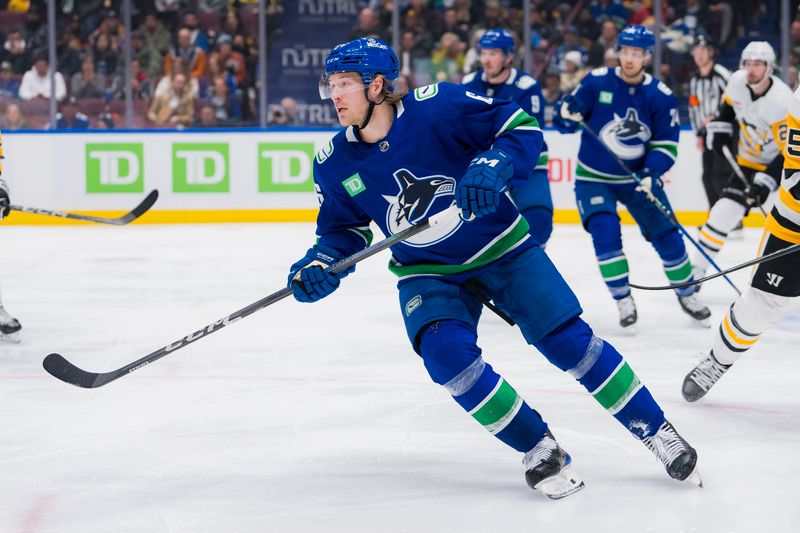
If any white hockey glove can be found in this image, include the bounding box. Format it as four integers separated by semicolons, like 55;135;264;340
705;120;733;154
635;171;662;201
560;99;584;122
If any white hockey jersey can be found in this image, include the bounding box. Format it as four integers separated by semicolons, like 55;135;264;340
766;85;800;244
721;70;793;171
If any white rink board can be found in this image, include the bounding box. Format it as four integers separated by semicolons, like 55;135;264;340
2;130;710;214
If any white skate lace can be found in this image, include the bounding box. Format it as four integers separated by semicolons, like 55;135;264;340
644;423;687;467
690;354;728;391
523;435;557;469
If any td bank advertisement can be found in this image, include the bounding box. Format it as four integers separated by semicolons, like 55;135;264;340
3;130;713;224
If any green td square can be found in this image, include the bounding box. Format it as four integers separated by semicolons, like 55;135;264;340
172;143;230;193
342;174;366;197
258;142;315;192
86;143;144;193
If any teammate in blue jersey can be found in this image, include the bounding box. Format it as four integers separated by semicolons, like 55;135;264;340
462;29;553;245
289;37;701;499
554;25;711;329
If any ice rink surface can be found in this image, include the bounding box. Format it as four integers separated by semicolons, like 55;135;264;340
1;221;798;533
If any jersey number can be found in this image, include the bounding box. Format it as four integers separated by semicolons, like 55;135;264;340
787;128;800;157
531;95;540;114
669;109;680;128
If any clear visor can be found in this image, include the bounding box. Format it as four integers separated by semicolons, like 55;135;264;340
318;73;367;100
618;47;648;60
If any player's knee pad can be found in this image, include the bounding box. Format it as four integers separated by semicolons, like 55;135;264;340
520;206;553;245
418;320;482;387
650;228;686;262
730;287;792;335
534;316;595;372
586;212;622;255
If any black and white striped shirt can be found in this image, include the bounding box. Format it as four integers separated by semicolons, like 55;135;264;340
689;63;732;135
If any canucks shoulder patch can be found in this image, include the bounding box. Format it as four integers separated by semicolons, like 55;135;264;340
657;81;673;95
590;67;609;77
516;75;536;90
315;139;334;164
414;84;439;101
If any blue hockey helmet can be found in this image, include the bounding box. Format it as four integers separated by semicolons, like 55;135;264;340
617;25;655;52
478;29;516;54
320;37;399;99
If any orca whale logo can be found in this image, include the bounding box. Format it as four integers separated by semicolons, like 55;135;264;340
382;168;462;247
599;108;652;160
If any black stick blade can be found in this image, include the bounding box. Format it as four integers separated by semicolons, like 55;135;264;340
120;189;159;224
43;353;102;388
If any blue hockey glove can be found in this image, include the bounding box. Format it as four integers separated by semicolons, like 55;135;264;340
635;169;663;201
0;178;10;220
456;149;514;218
287;245;353;303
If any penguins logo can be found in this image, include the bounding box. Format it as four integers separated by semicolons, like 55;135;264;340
599;108;652;160
382;168;462;247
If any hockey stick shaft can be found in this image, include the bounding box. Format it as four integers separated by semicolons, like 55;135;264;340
580;121;741;295
8;190;158;225
720;145;769;218
629;241;800;291
43;205;461;388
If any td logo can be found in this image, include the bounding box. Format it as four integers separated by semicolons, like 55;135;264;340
258;142;315;192
172;143;229;192
86;143;144;193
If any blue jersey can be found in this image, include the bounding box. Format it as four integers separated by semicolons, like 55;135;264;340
312;82;543;281
462;68;548;171
570;66;680;184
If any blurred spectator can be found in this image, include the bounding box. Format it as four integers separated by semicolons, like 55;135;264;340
96;104;116;129
268;104;289;126
552;26;587;72
708;1;734;48
71;56;107;99
211;34;246;85
1;103;27;130
576;7;600;42
603;47;619;68
48;96;90;130
589;0;630;29
279;96;299;125
399;30;428;80
155;0;182;31
462;29;486;76
0;30;31;75
88;10;124;49
163;27;208;80
429;32;466;83
155;60;200;99
183;11;210;52
147;72;195;126
597;20;619;55
111;58;152;100
207;74;241;122
789;65;799;92
0;61;20;99
199;0;229;13
23;6;48;54
478;0;506;30
93;32;120;76
138;13;172;77
541;70;563;126
58;35;84;77
559;50;585;93
350;7;390;42
434;7;470;45
19;55;66;101
194;103;220;127
402;8;434;56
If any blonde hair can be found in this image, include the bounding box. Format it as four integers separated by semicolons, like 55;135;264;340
376;74;408;104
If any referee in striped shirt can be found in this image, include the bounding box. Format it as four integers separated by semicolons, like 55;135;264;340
689;35;733;208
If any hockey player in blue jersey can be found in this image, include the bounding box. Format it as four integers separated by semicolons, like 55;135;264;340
554;25;711;329
289;37;701;498
462;29;554;245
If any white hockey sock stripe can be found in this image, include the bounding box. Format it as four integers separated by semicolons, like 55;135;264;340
718;306;760;353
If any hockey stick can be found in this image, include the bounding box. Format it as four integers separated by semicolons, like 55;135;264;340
8;190;159;225
43;205;462;388
720;145;769;218
579;121;741;295
629;242;800;291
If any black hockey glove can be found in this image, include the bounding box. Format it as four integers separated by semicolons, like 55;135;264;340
705;120;733;155
0;178;10;220
744;172;777;206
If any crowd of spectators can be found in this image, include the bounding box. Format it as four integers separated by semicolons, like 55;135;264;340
0;0;790;129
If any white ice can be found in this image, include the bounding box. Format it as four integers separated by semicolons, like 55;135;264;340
1;222;798;533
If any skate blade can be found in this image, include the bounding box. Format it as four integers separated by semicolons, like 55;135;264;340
0;331;21;343
536;465;585;500
695;318;711;329
619;324;637;335
684;467;703;488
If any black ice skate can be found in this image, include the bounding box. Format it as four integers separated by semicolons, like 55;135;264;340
642;420;702;486
682;351;731;402
523;430;585;499
677;292;711;325
616;295;637;328
0;305;21;343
